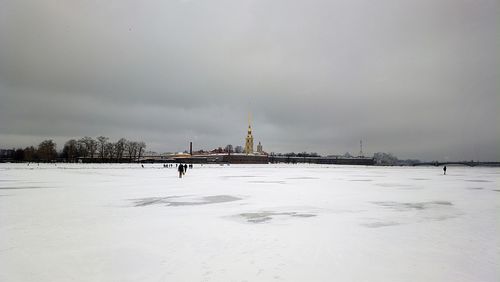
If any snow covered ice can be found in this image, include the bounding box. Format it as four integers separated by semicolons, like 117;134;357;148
0;163;498;282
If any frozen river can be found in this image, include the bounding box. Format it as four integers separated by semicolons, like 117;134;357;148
0;163;498;281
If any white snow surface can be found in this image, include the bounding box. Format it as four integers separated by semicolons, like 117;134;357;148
0;163;498;282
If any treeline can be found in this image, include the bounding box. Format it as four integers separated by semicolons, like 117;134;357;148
373;152;420;166
10;136;146;163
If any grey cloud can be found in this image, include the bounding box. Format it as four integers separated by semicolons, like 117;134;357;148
0;0;498;160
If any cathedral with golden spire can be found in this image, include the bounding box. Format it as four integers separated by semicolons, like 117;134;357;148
244;113;254;154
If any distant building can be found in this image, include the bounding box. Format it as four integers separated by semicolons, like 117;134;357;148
257;141;263;154
244;115;254;154
0;149;15;161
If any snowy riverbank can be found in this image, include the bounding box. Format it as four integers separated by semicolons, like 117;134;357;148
1;163;498;281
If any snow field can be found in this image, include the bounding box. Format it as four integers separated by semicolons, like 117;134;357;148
0;163;498;281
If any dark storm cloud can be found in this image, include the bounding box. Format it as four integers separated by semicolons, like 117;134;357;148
0;0;498;160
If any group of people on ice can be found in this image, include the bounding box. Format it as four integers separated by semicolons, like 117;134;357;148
157;163;194;178
177;163;193;178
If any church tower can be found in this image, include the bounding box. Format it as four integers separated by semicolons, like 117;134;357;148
244;113;254;154
257;141;263;154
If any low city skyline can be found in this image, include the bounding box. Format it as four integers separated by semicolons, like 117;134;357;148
1;0;498;161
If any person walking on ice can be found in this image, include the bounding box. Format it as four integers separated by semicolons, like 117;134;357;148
443;165;447;175
178;163;184;178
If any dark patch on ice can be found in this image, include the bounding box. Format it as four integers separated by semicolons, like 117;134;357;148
240;213;273;223
465;180;492;183
365;201;460;226
467;187;484;190
286;177;319;180
0;186;55;190
204;195;240;203
492;189;500;193
372;201;452;211
248;180;286;184
431;201;453;205
239;211;316;223
291;213;316;218
132;196;181;206
349;179;373;182
133;195;241;207
411;178;429;181
362;221;400;228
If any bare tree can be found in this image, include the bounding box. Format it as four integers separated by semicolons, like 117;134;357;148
114;138;127;161
373;152;399;166
88;139;97;158
97;136;109;161
77;138;88;158
62;139;79;162
126;141;138;162
24;146;37;161
37;140;57;162
104;142;115;161
137;142;146;161
14;148;25;161
79;136;97;159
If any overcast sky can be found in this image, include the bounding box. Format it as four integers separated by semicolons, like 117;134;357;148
0;0;498;161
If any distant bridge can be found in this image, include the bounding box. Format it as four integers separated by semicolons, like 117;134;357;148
413;161;500;167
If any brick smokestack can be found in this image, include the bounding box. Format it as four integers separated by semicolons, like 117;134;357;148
189;142;193;155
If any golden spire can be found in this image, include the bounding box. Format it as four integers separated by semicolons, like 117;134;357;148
244;111;254;154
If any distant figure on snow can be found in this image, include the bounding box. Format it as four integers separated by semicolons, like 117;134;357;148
443;166;447;175
141;164;144;168
178;163;184;178
183;164;188;174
